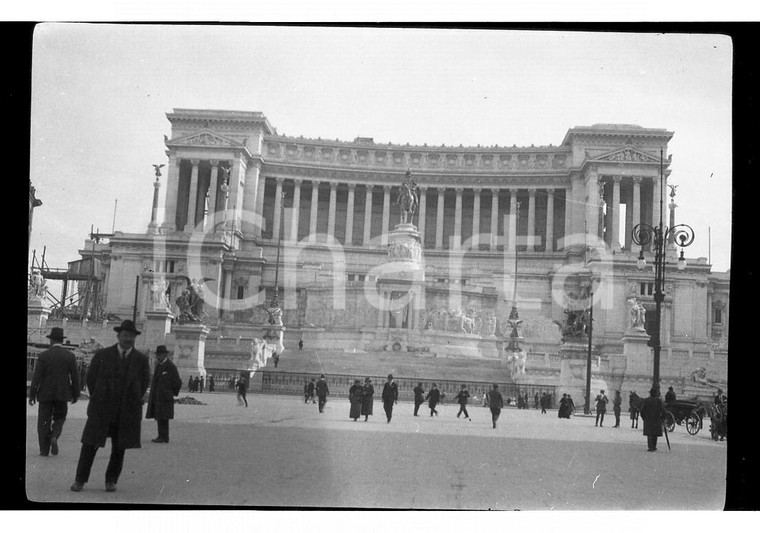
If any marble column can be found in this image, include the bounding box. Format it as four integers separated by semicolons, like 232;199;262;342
272;177;284;241
546;188;555;252
418;187;427;247
611;176;622;250
453;187;463;249
309;180;320;243
652;174;663;227
327;182;338;239
631;176;642;254
163;154;180;232
490;189;499;251
382;185;391;245
527;188;536;252
509;189;518;253
435;188;445;249
184;159;200;232
290;179;302;241
345;183;355;245
228;157;245;234
363;185;373;246
563;186;572;250
585;167;599;241
472;188;481;249
254;174;266;237
208;160;220;231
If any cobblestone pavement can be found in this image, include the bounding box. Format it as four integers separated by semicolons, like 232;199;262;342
25;392;727;510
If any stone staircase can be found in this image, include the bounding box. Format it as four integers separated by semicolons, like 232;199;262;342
264;348;514;384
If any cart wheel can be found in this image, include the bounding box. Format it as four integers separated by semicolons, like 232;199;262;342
665;411;676;432
686;414;700;435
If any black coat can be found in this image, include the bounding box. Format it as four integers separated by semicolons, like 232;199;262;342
426;387;441;407
639;396;666;436
146;358;182;420
413;385;425;404
81;345;150;449
381;381;398;404
349;384;363;419
29;344;80;403
488;390;504;409
361;383;374;415
316;378;329;398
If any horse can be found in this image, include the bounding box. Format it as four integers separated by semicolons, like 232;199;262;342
629;391;643;428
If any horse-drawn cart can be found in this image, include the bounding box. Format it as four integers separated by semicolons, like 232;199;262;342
664;399;706;435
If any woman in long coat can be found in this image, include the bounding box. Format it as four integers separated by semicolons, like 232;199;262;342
558;393;570;419
349;379;363;421
361;377;374;421
639;387;667;451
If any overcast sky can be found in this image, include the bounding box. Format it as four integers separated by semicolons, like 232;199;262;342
28;25;732;272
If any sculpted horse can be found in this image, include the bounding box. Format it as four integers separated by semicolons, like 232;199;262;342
396;170;419;224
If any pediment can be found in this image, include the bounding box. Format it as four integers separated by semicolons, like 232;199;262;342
165;130;242;148
595;146;660;163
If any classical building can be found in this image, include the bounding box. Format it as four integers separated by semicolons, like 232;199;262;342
30;109;729;397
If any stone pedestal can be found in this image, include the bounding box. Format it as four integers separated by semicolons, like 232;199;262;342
558;341;605;401
263;324;286;355
143;310;174;352
377;223;425;333
27;299;50;335
622;329;652;376
171;323;211;386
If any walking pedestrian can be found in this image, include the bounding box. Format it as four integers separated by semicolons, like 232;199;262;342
145;345;182;443
187;376;194;392
303;380;310;403
413;382;425;416
70;320;150;493
639;387;667;452
307;378;316;404
298;339;304;351
198;376;204;394
488;384;504;429
349;379;363;421
558;394;570;419
316;374;329;413
208;375;215;392
595;389;609;427
454;384;471;420
193;376;200;393
426;383;441;416
236;375;248;407
517;393;524;410
381;374;399;423
540;392;547;414
273;351;280;368
612;390;622;428
533;392;539;410
361;377;374;421
28;327;80;457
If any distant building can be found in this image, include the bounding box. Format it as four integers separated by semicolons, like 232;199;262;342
63;109;727;390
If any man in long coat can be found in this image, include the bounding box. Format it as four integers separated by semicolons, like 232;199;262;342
595;389;609;427
413;382;425;416
145;345;181;443
28;327;80;456
639;387;667;452
316;374;329;413
381;374;399;423
488;384;504;429
70;320;150;493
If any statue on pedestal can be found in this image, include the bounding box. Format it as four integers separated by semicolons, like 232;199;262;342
627;297;647;331
175;276;214;324
396;169;419;224
28;269;47;301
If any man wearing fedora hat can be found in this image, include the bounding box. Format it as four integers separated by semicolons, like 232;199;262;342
29;327;80;457
145;345;182;443
71;320;150;493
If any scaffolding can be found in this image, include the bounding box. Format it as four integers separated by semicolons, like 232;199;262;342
29;228;114;321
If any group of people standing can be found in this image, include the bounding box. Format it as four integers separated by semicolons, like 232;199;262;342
186;375;213;393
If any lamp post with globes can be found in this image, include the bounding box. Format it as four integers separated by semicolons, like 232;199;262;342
631;156;695;390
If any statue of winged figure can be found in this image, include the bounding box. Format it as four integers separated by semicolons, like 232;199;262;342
175;276;214;323
152;164;165;178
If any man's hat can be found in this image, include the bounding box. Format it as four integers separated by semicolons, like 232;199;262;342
46;327;66;340
156;345;170;355
365;377;371;382
387;374;393;380
114;320;141;335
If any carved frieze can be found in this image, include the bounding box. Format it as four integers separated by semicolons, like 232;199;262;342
171;131;241;147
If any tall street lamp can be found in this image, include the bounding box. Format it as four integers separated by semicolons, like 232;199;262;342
631;151;694;390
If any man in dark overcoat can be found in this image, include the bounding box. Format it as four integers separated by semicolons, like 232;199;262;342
145;345;181;443
639;387;667;452
595;389;609;427
316;374;329;413
413;382;425;416
488;384;504;429
454;384;471;420
381;374;399;423
361;377;374;421
28;327;80;456
70;320;150;493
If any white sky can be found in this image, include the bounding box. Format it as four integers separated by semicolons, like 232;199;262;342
28;25;732;272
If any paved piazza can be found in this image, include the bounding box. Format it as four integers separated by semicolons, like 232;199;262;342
26;391;726;510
